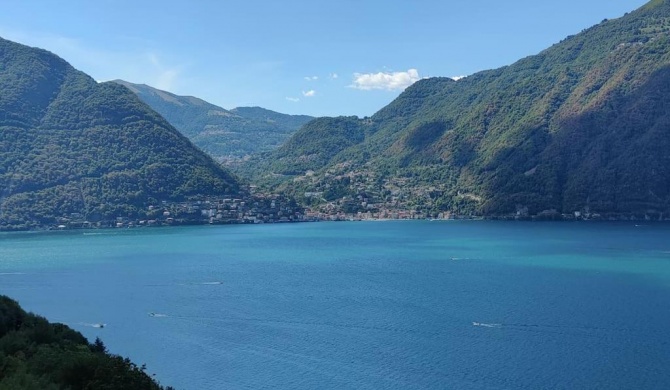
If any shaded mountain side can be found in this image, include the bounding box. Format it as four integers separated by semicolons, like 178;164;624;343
238;116;366;183
0;37;240;230
240;0;670;218
0;295;172;389
112;80;313;163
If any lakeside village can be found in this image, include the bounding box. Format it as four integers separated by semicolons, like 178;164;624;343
51;168;668;230
54;190;659;231
57;193;440;230
57;192;304;229
54;190;453;230
57;197;452;230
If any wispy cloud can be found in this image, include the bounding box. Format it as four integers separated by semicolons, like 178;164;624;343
350;68;421;91
147;53;181;90
0;28;184;92
451;75;466;81
304;76;319;81
330;73;339;79
286;97;300;102
302;90;316;97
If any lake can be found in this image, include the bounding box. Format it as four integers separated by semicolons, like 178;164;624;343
1;221;670;389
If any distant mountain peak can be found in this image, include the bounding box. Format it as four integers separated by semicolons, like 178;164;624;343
113;80;314;163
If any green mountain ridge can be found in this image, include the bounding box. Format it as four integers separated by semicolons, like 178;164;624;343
112;80;313;164
0;37;240;230
241;0;670;219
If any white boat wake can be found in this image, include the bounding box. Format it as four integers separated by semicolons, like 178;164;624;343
80;322;107;328
472;322;502;328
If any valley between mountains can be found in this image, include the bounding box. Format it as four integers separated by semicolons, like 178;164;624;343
3;0;670;230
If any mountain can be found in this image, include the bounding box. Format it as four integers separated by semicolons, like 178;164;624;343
241;0;670;219
112;80;313;163
0;295;172;389
0;37;240;230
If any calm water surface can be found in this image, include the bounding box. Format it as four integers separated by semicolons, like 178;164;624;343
1;221;670;389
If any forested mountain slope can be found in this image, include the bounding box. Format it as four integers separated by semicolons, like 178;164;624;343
113;80;313;163
242;0;670;219
0;38;240;230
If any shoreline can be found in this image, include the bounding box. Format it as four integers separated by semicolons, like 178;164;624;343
2;213;669;233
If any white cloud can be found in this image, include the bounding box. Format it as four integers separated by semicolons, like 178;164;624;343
286;97;300;102
330;73;338;79
302;90;316;97
350;68;421;91
304;76;319;81
451;75;466;81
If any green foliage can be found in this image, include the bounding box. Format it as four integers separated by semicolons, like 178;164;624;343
112;81;313;162
403;121;450;152
239;0;670;217
0;38;240;230
0;295;171;390
238;116;365;179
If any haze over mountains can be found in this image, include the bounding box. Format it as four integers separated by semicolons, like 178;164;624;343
241;0;670;219
0;37;240;230
112;80;313;164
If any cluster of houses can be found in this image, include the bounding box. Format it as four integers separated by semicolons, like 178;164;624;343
56;193;305;230
304;209;441;221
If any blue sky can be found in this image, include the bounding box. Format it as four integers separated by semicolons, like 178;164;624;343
0;0;649;117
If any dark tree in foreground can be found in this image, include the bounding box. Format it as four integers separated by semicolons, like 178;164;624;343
0;295;171;390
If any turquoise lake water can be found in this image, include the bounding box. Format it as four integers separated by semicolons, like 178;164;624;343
1;221;670;389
